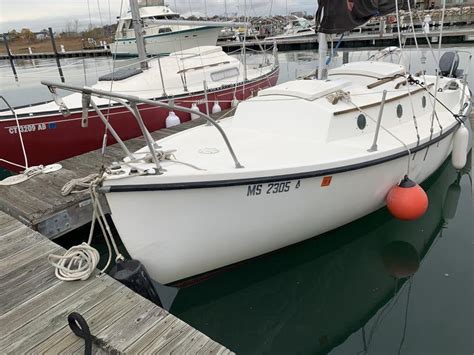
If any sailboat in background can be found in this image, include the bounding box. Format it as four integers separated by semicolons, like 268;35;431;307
0;0;279;173
267;15;316;41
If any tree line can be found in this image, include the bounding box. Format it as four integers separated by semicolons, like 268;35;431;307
4;22;117;43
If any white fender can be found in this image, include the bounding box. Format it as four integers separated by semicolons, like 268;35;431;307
165;111;180;128
190;103;200;121
212;101;222;114
231;97;239;108
451;124;469;170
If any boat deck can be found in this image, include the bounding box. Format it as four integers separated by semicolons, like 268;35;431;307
0;210;233;354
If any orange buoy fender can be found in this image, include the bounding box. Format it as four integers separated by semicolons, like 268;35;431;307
386;175;428;220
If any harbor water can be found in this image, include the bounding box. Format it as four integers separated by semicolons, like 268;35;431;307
0;48;473;354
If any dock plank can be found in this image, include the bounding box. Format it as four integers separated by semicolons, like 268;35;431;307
0;227;43;259
0;275;98;333
0;251;58;296
1;277;117;353
0;211;232;353
177;329;212;353
43;290;147;354
125;316;184;353
84;298;167;353
0;239;61;278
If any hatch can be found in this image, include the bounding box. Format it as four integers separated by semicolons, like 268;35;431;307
258;79;350;101
99;67;143;81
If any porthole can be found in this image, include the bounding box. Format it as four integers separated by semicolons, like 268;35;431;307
396;104;403;118
357;114;367;130
422;96;427;108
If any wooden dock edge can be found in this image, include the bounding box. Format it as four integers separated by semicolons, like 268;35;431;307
0;210;233;354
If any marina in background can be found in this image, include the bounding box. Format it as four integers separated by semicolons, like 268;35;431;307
2;4;474;60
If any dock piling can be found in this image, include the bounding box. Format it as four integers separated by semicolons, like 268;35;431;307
48;27;65;83
2;33;18;81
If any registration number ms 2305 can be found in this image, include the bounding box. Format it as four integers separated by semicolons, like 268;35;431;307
246;180;301;197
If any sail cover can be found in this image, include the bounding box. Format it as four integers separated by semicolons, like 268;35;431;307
316;0;413;34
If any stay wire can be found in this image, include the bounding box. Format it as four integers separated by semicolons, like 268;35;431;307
395;1;420;147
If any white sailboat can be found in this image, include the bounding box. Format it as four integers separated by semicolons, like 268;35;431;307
45;0;472;285
98;60;471;284
267;16;316;41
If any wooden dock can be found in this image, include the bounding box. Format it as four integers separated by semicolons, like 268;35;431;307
0;117;208;239
0;48;110;60
221;28;474;52
0;210;233;354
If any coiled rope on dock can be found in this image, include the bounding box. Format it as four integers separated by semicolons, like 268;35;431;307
49;173;125;281
48;243;100;281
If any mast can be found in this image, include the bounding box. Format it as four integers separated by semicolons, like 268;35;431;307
242;0;248;81
130;0;148;70
317;32;327;80
317;3;327;80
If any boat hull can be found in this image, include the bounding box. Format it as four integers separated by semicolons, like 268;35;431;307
267;32;317;42
112;26;220;57
0;69;279;172
105;128;457;285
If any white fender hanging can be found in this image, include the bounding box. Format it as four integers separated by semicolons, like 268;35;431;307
212;101;222;114
165;111;180;128
190;103;200;120
451;124;469;170
231;96;239;108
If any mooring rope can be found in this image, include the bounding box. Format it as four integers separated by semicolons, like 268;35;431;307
61;173;100;196
48;243;100;281
49;173;125;281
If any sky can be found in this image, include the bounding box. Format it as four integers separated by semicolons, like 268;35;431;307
0;0;317;33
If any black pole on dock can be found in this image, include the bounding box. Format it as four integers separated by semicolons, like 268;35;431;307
2;33;18;81
48;27;65;83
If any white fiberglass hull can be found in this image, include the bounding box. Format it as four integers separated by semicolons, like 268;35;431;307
106;131;456;284
112;27;220;57
267;31;317;41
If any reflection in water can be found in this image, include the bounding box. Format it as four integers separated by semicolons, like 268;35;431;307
165;157;466;355
382;241;420;279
